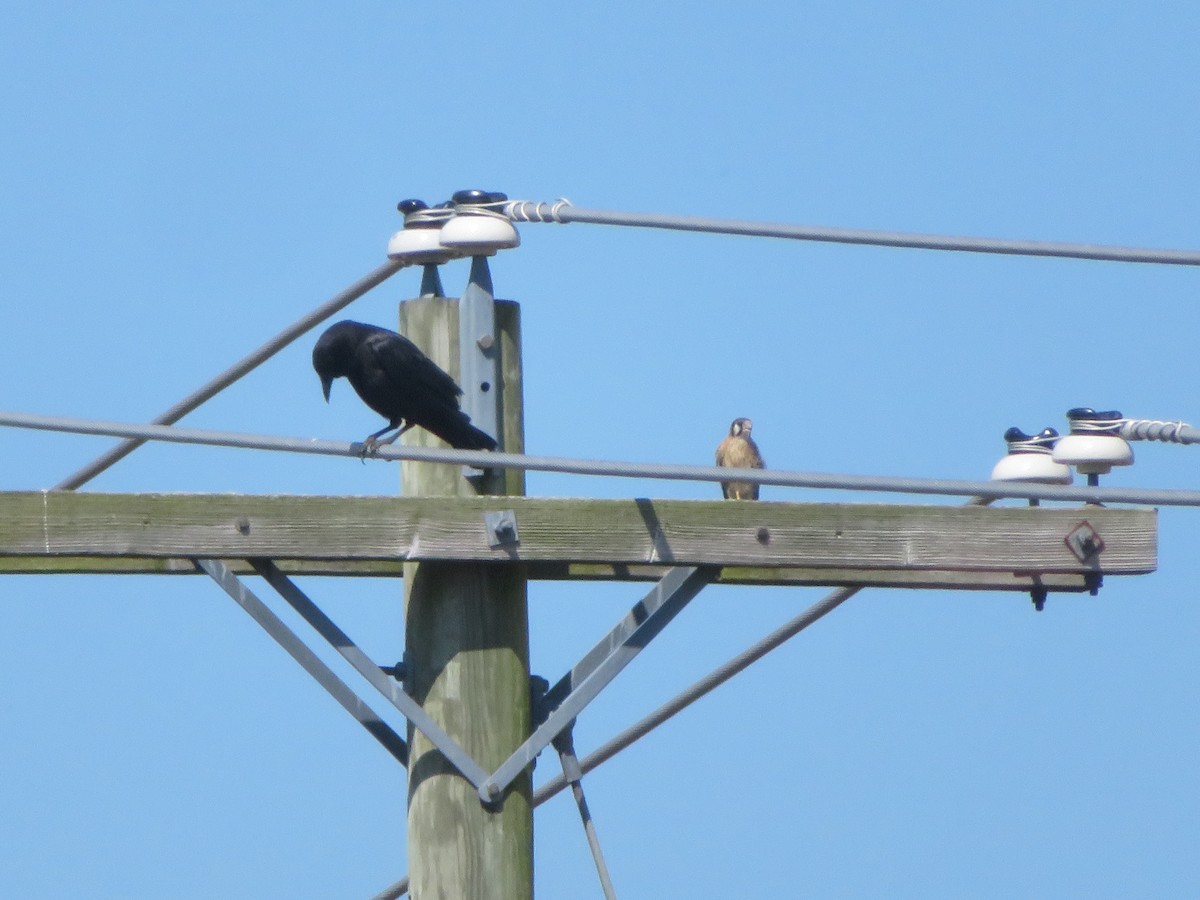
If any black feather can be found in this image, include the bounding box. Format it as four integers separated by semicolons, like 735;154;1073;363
312;320;497;451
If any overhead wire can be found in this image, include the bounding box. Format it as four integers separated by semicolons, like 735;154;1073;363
6;409;1200;507
505;199;1200;266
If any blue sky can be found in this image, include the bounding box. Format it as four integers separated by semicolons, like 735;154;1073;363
2;3;1199;898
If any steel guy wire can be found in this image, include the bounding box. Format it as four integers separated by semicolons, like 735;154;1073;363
6;409;1200;506
504;199;1200;266
54;259;406;491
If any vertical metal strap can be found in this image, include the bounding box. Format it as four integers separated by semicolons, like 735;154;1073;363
194;558;409;766
479;566;714;800
458;255;502;466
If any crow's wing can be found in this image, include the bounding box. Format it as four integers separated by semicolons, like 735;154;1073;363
361;329;463;406
347;325;496;450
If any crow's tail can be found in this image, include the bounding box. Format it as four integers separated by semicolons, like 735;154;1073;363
431;413;498;451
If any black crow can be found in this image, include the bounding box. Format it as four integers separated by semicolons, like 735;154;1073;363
313;319;497;452
715;417;764;500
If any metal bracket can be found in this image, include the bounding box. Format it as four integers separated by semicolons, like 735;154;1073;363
1063;521;1105;596
1064;520;1105;562
477;565;714;801
458;255;502;478
484;509;519;548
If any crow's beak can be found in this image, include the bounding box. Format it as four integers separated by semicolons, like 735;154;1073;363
320;375;333;402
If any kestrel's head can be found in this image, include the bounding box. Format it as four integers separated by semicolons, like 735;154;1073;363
729;417;753;437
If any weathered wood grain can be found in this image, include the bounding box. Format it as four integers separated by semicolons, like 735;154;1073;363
399;297;532;900
0;492;1157;574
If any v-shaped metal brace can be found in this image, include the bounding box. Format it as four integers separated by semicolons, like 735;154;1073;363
199;558;713;807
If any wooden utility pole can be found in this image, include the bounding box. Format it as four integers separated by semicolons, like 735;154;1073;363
399;295;532;899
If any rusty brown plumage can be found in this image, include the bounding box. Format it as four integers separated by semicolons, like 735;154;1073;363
715;417;765;500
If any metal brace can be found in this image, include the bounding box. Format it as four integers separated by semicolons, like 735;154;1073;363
200;556;715;813
477;565;715;801
458;255;502;479
195;558;410;766
484;509;519;548
197;557;492;791
248;559;492;791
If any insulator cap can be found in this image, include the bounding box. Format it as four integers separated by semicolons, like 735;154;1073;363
439;211;520;256
991;453;1074;484
386;227;460;264
397;198;428;216
993;426;1071;483
1052;434;1134;475
1003;426;1060;454
1066;407;1124;434
451;189;509;206
452;189;490;205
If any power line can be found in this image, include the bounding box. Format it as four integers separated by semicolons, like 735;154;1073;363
505;199;1200;267
7;409;1200;506
54;260;406;491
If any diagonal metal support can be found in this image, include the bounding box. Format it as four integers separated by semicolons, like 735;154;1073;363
194;558;410;766
553;725;618;900
249;559;491;790
478;565;714;801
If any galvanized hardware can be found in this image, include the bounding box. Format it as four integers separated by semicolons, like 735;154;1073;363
380;660;406;681
529;675;551;726
1064;520;1105;563
459;256;501;480
1030;585;1048;612
485;509;519;548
